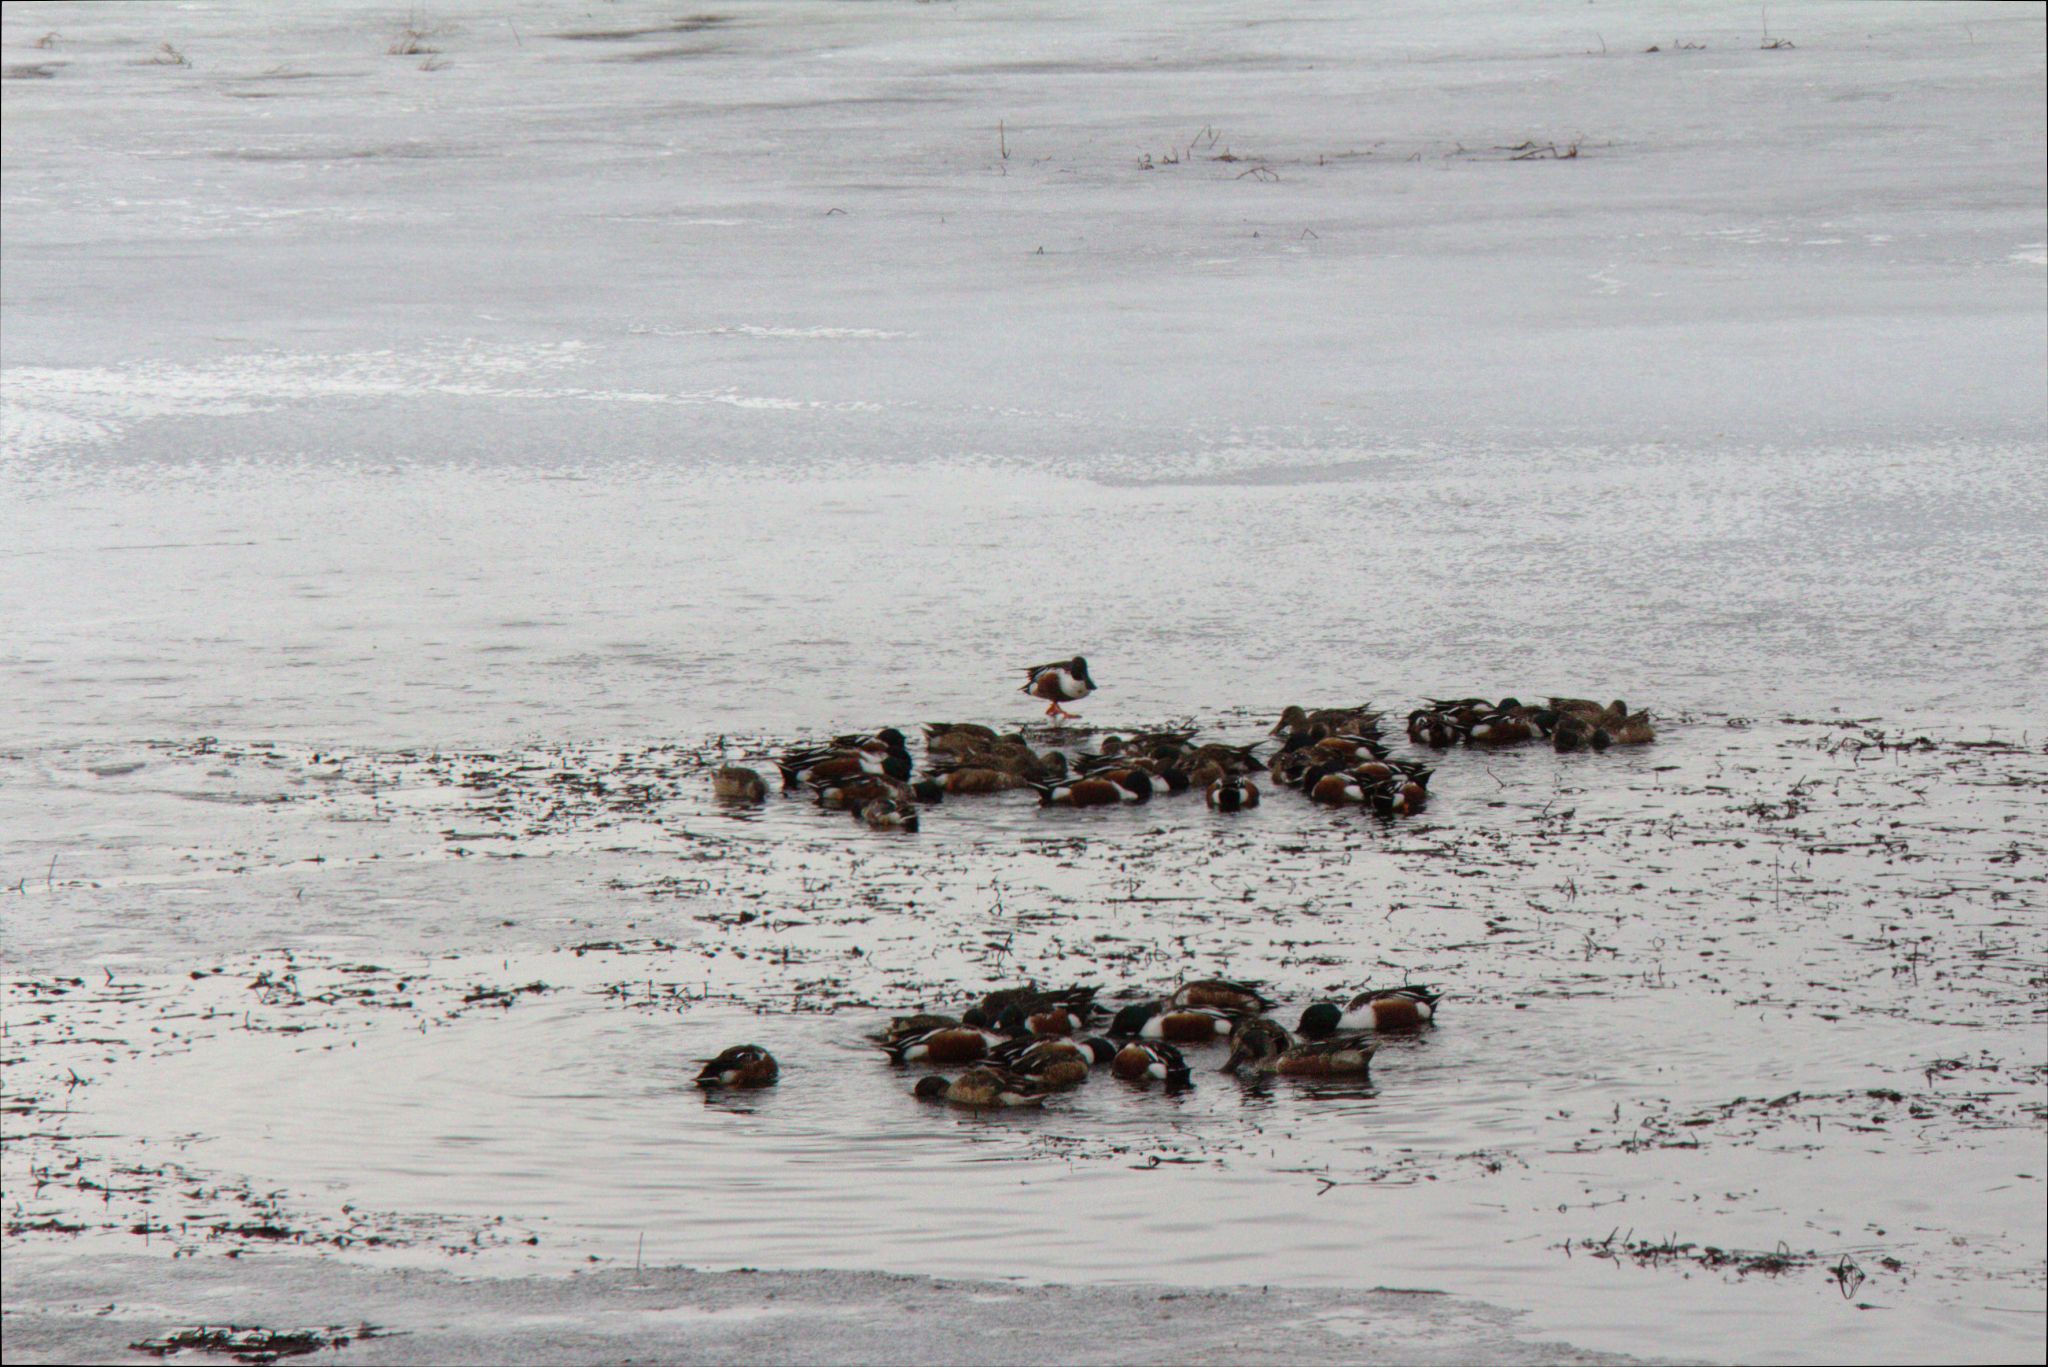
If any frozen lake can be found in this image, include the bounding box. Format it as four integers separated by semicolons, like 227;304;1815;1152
4;1;2045;1363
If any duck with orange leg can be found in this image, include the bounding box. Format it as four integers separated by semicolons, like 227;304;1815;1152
1020;655;1096;723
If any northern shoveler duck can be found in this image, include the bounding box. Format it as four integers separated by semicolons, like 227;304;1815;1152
941;741;1067;782
1110;1039;1193;1086
777;741;912;790
913;1067;1055;1108
1607;709;1655;745
1268;741;1328;789
1095;730;1199;766
996;742;1069;780
869;1013;962;1048
1308;733;1392;764
1221;1017;1378;1077
925;722;1002;746
856;797;920;832
1346;757;1432;786
926;724;1015;761
1406;708;1459;749
936;766;1030;795
1076;752;1175;781
1021;656;1096;722
1367;776;1429;817
1205;776;1259;812
1183;749;1264;789
1092;765;1190;796
989;1036;1116;1086
1548;713;1611;753
1031;772;1151;807
1110;1001;1240;1043
1297;986;1442;1037
968;985;1097;1025
1271;705;1316;737
695;1044;778;1089
1272;705;1384;740
711;767;769;803
813;774;941;811
1305;765;1371;806
1425;697;1495;725
832;727;910;752
991;1002;1093;1037
1466;701;1538;747
1167;979;1272;1013
882;1023;1007;1065
1188;741;1266;774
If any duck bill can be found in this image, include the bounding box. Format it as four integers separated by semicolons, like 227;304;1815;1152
1219;1045;1249;1074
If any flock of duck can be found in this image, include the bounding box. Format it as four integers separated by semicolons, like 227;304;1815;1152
692;657;1656;1107
694;979;1442;1107
708;655;1654;832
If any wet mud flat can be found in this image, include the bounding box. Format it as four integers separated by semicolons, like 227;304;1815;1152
2;714;2044;1363
1;1252;1642;1367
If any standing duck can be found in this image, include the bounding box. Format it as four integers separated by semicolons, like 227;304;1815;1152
1021;656;1096;722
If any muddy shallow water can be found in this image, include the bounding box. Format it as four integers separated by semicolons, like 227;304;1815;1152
5;0;2045;1361
5;715;2043;1363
